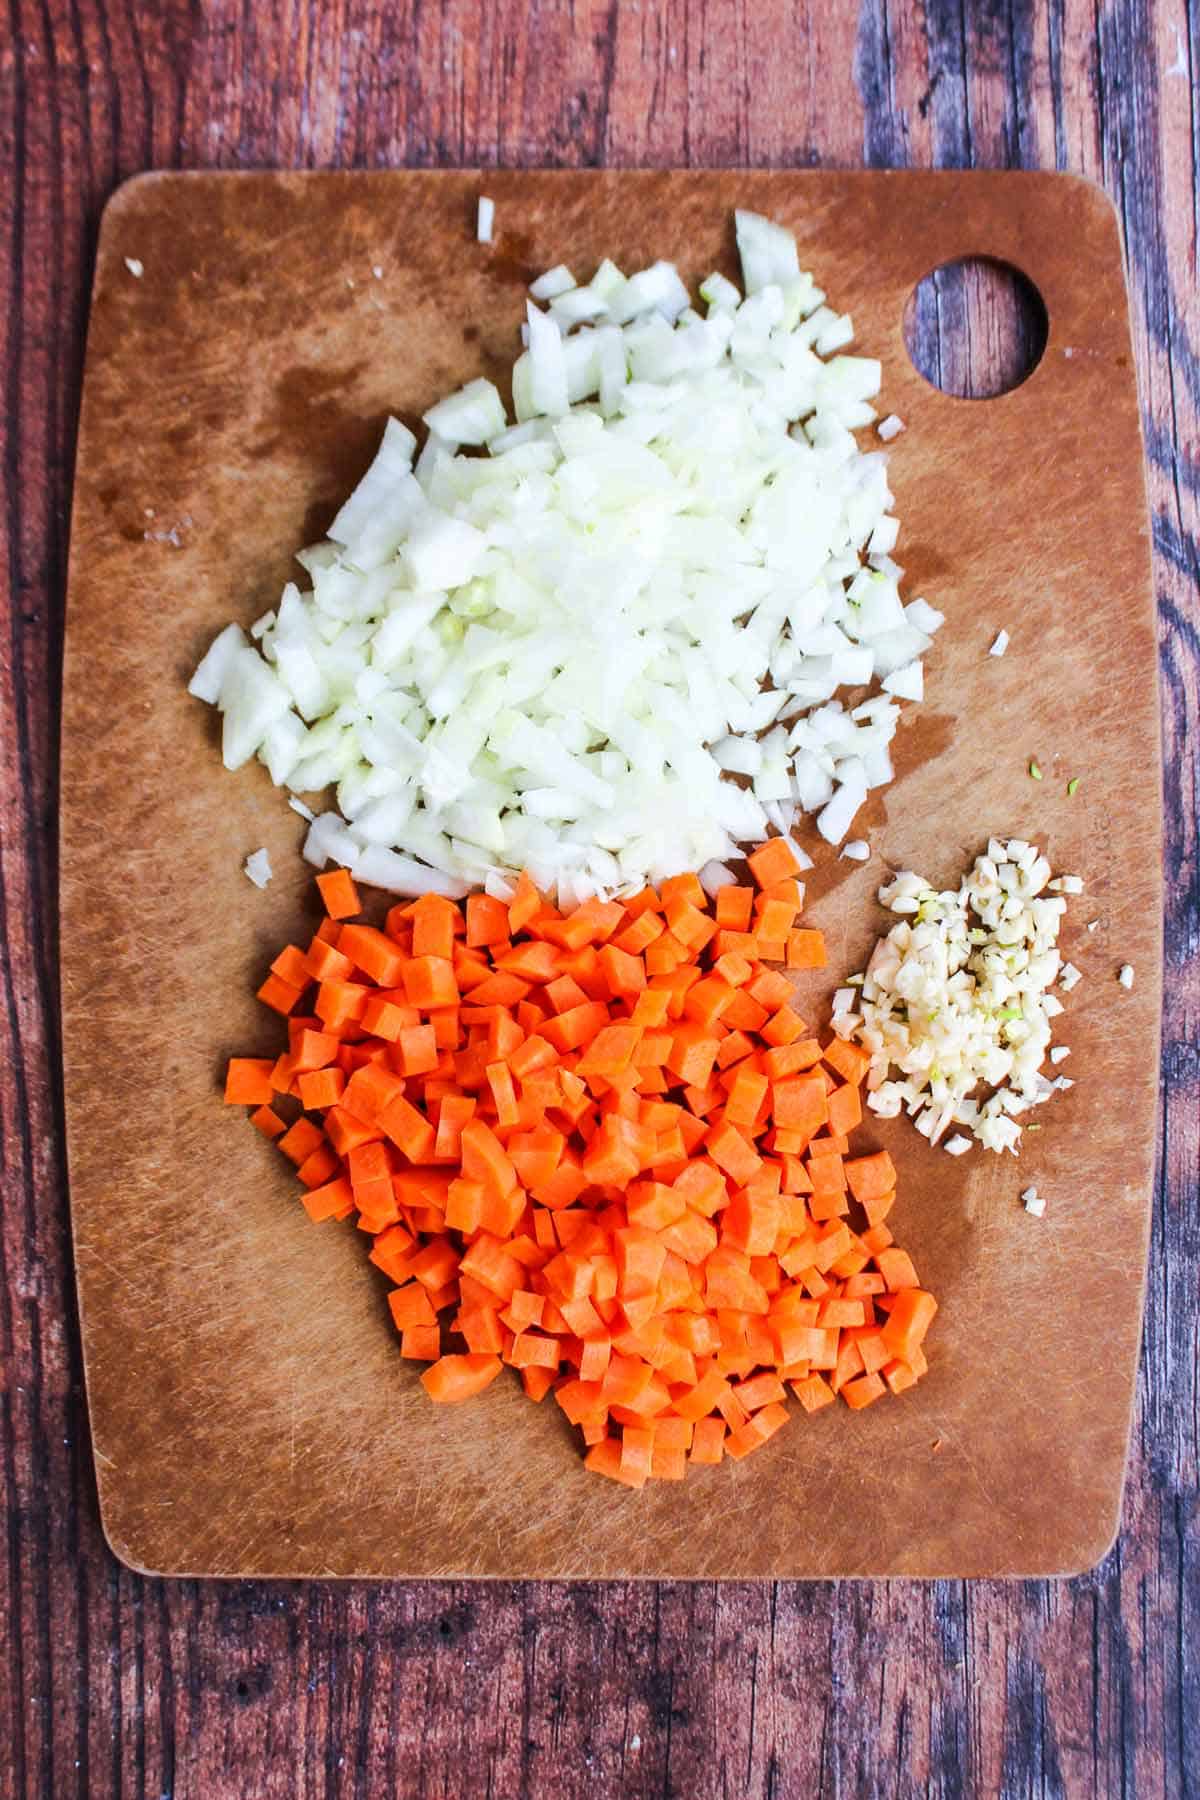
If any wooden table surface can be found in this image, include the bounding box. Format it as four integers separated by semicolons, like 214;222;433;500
1;1;1196;1795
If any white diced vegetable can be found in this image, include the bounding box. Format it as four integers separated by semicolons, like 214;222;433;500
187;209;942;897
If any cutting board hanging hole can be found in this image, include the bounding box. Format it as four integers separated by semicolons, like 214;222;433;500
904;256;1048;399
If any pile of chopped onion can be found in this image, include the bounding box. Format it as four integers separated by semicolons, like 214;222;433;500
835;839;1077;1154
189;211;942;899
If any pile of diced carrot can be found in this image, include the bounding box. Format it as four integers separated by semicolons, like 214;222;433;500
224;839;937;1486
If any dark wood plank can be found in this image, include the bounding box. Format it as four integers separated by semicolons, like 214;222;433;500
0;0;1196;1794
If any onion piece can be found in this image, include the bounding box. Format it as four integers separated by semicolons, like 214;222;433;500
243;848;273;888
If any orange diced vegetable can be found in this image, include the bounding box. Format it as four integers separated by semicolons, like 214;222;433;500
228;846;936;1488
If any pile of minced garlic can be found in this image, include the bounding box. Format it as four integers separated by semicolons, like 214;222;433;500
830;839;1080;1154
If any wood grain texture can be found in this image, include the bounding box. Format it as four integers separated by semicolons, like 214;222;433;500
0;0;1196;1793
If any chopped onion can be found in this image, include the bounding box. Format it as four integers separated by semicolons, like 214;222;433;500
476;197;494;243
188;623;247;705
882;660;923;701
1117;963;1134;989
876;413;905;441
244;848;273;888
698;859;737;897
817;778;868;846
190;211;942;897
530;264;575;300
422;379;507;447
988;629;1010;658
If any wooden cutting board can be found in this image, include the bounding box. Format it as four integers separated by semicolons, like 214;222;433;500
61;170;1159;1579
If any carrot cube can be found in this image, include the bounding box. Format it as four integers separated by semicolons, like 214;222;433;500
786;929;827;970
316;869;360;920
748;838;800;888
224;1058;275;1105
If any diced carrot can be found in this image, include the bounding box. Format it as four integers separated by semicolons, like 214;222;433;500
466;893;510;948
315;979;371;1031
841;1371;886;1410
305;936;355;983
301;1176;355;1223
845;1150;897;1203
386;1281;438;1339
762;1039;822;1079
224;1058;276;1105
410;894;459;961
714;929;759;960
403;956;460;1009
726;1400;789;1458
380;1093;437;1164
875;1247;920;1292
277;1117;325;1166
233;849;936;1487
761;1004;806;1047
748;838;800;887
334;924;402;987
342;1061;405;1125
251;1103;287;1140
612;911;664;956
772;1072;829;1135
735;1371;787;1411
880;1290;938;1363
861;1188;895;1228
497;939;561;983
297;1066;345;1111
724;1065;768;1129
786;929;826;970
597;944;647;997
522;1366;558;1403
882;1358;917;1394
715;885;755;929
400;1324;442;1361
257;973;304;1015
807;1150;847;1195
584;1437;643;1487
460;1118;517;1197
316;869;361;920
793;1372;835;1412
325;1106;384;1157
826;1082;863;1136
705;1120;763;1187
665;1022;720;1087
756;897;798;941
577;1023;642;1078
507;871;541;935
421;1354;503;1402
541;1001;610;1053
394;1023;436;1076
823;1037;871;1085
689;1416;726;1463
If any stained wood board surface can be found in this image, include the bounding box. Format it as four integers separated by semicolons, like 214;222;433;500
60;168;1158;1581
